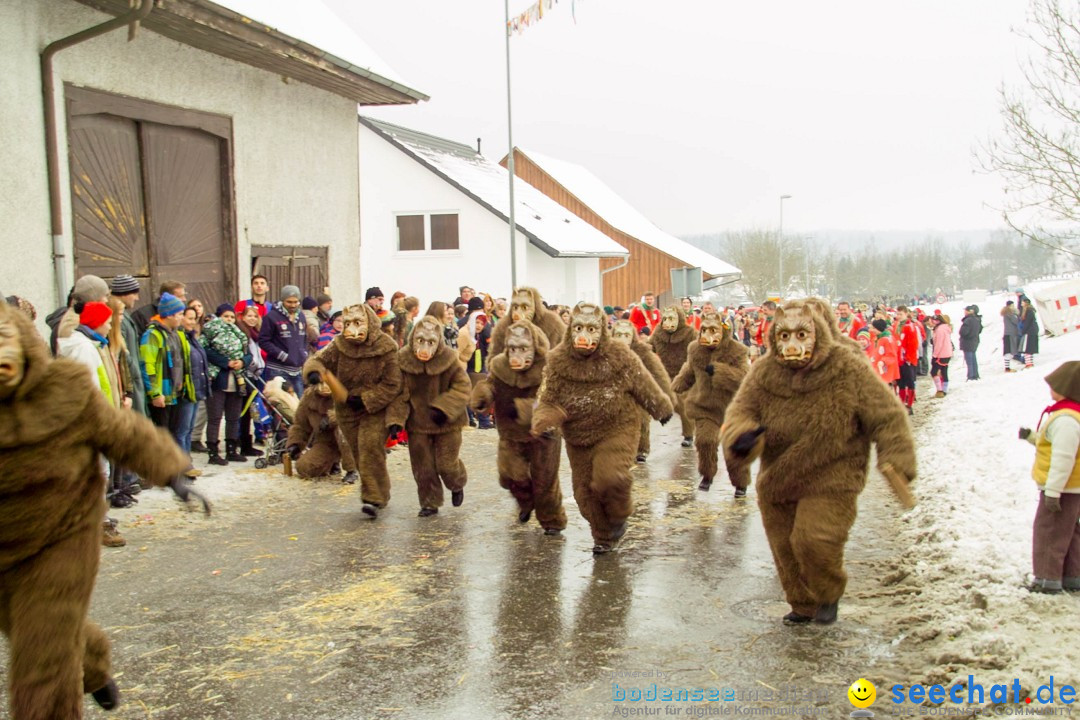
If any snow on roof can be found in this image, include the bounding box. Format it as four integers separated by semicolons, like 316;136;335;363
516;149;740;277
210;0;425;99
360;118;629;259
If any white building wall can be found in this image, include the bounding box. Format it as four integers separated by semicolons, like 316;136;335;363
358;123;601;308
1;0;361;314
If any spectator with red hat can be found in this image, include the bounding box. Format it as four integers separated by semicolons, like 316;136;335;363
57;301;122;409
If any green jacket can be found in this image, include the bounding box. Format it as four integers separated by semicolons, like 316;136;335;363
140;321;194;405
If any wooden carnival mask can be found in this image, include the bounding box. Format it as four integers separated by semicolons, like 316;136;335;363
772;305;816;368
0;313;24;400
341;304;369;343
510;290;536;323
506;325;536;371
660;307;680;332
698;312;727;347
412;318;442;363
611;320;635;346
570;303;604;356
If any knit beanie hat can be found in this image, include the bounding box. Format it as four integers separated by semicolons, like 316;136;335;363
376;308;395;326
871;318;888;333
157;292;185;318
302;296;318;311
280;285;301;302
73;274;109;303
1045;361;1080;403
467;297;484;313
110;274;140;296
215;303;234;317
79;301;112;330
365;287;384;301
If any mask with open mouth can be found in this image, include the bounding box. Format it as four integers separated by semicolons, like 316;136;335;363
341;304;369;343
698;312;728;347
568;303;604;356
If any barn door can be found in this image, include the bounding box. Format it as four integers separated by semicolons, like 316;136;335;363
251;246;329;300
142;123;228;309
69;114;151;303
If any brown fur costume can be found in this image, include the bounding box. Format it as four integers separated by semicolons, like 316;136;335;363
470;321;566;531
648;305;698;439
612;320;675;459
532;304;673;549
0;304;189;719
720;298;916;621
490;287;565;355
390;317;471;510
303;304;401;507
671;313;750;489
286;388;357;479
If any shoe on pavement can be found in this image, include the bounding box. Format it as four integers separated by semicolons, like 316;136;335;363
418;507;438;517
698;476;712;491
452;489;464;507
361;503;378;519
102;522;126;548
91;678;120;710
814;601;839;624
734;486;747;499
544;528;562;536
782;611;814;626
681;437;693;447
518;509;532;523
342;471;358;485
635;453;647;464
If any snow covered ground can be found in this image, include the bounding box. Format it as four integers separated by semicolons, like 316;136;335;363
876;292;1080;692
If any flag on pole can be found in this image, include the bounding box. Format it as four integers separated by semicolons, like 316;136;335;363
508;0;578;34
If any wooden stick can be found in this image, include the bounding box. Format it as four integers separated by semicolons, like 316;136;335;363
283;454;293;478
880;462;916;509
322;369;348;405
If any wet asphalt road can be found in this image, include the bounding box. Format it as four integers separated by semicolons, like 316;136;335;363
2;419;915;720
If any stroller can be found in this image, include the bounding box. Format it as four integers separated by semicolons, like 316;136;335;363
242;371;295;469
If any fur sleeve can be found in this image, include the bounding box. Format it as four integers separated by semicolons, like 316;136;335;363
89;390;189;487
431;362;472;418
720;377;764;456
360;351;403;415
671;359;695;394
626;354;674;421
710;359;747;395
854;361;918;481
639;347;675;402
287;397;316;447
531;398;568;436
469;376;495;413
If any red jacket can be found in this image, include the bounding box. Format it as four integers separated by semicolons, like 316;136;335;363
235;298;269;318
755;316;773;349
895;320;920;366
629;306;660;333
838;315;865;340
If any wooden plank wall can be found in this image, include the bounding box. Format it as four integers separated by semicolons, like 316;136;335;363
506;150;710;306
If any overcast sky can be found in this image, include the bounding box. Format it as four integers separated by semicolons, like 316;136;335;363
328;0;1032;237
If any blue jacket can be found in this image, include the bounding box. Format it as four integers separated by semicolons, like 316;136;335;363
185;329;211;401
259;302;309;373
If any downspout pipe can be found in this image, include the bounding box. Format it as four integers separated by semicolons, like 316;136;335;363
41;0;154;306
599;254;629;306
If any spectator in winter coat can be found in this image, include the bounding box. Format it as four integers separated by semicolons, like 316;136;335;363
258;285;309;396
317;311;343;351
201;305;252;465
46;274;110;357
301;297;321;354
930;315;953;398
869;318;900;387
57;302;122;409
959;305;982;380
629;292;661;334
132;280;185;341
1019;361;1080;593
1003;300;1021;372
180;308;211;453
1019;296;1040;369
836;301;866;340
234;274;270;319
110;274;146;415
894;306;920;415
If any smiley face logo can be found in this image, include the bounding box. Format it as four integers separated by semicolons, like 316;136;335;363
848;678;876;708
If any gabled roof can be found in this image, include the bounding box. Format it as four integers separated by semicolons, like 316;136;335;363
514;149;741;277
359;117;629;260
73;0;428;105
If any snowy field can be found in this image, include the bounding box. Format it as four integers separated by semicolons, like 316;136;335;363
877;292;1080;691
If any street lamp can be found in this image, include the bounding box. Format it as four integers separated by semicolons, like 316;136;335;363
778;194;792;297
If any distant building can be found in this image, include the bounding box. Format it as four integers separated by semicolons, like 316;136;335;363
3;0;426;313
505;149;740;306
357;117;628;307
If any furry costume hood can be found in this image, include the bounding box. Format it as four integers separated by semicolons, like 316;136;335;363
489;320;549;388
0;304;93;447
331;304;397;359
490;287;565;355
400;317;458;375
652;305;696;344
765;298;839;383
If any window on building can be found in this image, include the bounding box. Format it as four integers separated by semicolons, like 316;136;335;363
396;212;460;251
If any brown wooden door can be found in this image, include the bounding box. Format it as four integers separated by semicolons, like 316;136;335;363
142;123;228;309
251;246;329;300
69;114;152;303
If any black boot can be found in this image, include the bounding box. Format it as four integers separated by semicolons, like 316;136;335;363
681;436;693;447
733;486;747;498
518;508;532;523
814;601;839;625
92;678;120;710
342;470;358;485
698;476;713;491
362;503;378;518
635;453;647;464
782;611;814;626
207;442;228;466
225;440;247;462
240;433;262;457
452;489;464;507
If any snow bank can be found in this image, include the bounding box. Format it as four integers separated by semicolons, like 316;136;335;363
882;292;1080;691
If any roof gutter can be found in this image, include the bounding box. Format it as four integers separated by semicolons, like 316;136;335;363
41;0;155;306
598;254;630;302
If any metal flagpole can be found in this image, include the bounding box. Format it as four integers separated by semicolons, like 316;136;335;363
504;0;518;287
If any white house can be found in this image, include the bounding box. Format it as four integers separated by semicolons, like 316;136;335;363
2;0;426;316
357;117;628;307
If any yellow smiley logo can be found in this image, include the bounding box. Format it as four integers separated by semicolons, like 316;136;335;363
848;678;876;708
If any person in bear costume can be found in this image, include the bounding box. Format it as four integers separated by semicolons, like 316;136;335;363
531;303;674;554
489;287;565;355
649;305;698;447
671;311;750;495
610;319;676;464
302;304;401;518
470;321;567;534
720;298;916;626
390;316;471;516
286;375;358;483
0;301;203;719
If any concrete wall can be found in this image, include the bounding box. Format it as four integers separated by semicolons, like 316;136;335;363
0;0;361;316
358;122;601;309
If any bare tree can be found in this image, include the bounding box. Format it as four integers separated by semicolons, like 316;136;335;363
982;0;1080;263
720;230;802;303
